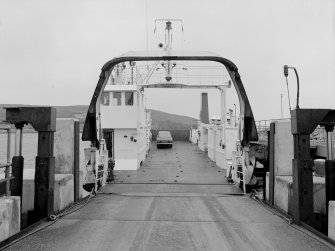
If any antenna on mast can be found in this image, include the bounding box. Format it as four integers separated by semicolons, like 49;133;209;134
154;19;183;82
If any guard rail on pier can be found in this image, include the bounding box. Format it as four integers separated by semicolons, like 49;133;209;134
0;124;12;196
256;118;290;132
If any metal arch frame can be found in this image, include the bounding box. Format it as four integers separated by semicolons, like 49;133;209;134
82;55;258;147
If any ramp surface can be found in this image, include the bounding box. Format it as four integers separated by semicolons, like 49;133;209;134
111;142;233;185
5;142;334;250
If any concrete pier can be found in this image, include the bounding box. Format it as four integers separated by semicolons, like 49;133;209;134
20;118;79;226
0;196;20;242
329;201;335;241
4;142;334;250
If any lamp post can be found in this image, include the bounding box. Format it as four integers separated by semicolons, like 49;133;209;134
284;65;300;109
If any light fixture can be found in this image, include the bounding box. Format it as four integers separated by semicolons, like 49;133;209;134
283;65;300;109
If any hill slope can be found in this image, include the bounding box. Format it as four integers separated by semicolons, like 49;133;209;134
0;105;197;130
150;109;197;130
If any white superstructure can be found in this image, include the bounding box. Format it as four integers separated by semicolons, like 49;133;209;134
99;83;151;170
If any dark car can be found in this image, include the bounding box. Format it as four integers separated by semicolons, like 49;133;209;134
156;131;173;148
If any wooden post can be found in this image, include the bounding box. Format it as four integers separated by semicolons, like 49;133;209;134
74;121;80;202
35;131;55;219
291;109;315;225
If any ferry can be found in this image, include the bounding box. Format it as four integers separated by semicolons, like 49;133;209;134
81;19;258;192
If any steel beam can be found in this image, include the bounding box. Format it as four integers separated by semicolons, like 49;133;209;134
5;107;56;132
34;131;55;219
138;83;229;89
82;55;258;147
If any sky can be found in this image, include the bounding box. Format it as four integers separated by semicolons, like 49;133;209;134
0;0;334;121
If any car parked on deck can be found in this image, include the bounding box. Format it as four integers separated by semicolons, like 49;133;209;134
156;131;173;148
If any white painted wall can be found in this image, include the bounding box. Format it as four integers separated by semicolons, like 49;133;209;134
190;129;199;144
198;122;238;171
274;120;293;176
100;87;138;129
225;126;239;160
208;126;215;161
273;175;326;215
113;129;138;170
100;87;151;171
21;169;74;223
54;118;77;174
100;106;138;129
215;126;226;170
0;196;20;242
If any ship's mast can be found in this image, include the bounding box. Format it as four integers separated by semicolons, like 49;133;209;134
165;21;172;53
165;21;173;81
154;19;183;82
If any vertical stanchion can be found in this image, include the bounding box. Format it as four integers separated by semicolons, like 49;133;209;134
269;122;275;205
35;131;55;219
291;109;315;226
11;123;24;199
326;129;334;160
5;128;11;196
325;126;335;229
74;121;80;202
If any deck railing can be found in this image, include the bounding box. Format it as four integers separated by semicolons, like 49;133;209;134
255;118;291;132
0;125;12;196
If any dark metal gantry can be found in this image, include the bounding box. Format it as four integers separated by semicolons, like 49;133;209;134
291;108;335;227
5;106;56;221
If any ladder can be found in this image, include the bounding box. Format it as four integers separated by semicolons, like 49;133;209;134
232;143;247;194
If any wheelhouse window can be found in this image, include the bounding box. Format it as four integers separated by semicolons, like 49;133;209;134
125;92;134;106
100;92;110;106
112;92;121;106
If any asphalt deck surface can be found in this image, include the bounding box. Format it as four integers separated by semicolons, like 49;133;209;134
5;142;335;251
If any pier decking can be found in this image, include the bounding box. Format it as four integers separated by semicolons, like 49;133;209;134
5;142;334;250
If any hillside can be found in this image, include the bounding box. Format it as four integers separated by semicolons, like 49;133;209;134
0;105;197;131
150;109;197;130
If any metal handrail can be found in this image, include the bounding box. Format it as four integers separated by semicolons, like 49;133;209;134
255;118;291;132
0;176;14;184
0;163;11;168
0;125;12;196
